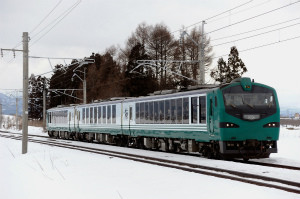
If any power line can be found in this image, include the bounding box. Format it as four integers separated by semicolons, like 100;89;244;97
185;0;254;29
29;55;79;60
211;16;300;41
213;22;300;47
5;0;64;52
30;0;81;46
30;0;63;34
208;0;272;24
157;0;256;41
206;1;300;35
212;34;300;60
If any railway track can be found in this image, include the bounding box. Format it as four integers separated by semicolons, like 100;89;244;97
1;130;300;194
1;130;300;171
232;159;300;171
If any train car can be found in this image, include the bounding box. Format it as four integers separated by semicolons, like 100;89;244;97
47;77;280;160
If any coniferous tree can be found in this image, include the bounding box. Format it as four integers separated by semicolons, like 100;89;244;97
123;43;158;96
28;75;49;120
210;46;247;83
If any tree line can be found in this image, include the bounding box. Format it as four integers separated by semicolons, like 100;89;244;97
28;22;247;120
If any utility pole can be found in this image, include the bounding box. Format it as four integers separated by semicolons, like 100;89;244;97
43;79;46;131
83;67;87;104
1;32;29;154
22;32;29;154
199;20;206;85
0;103;2;129
16;97;18;130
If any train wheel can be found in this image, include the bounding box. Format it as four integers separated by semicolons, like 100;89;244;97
202;146;213;159
65;132;70;140
136;137;144;149
243;157;249;161
116;136;128;147
48;131;53;137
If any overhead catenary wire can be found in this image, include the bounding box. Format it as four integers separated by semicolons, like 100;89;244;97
30;0;81;46
152;0;256;41
29;56;79;60
213;22;300;47
184;0;254;30
206;0;300;35
212;34;300;60
5;0;64;52
211;16;300;41
0;0;81;64
208;0;273;24
29;0;63;34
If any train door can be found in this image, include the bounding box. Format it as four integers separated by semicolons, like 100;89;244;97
209;92;218;138
208;95;214;136
122;102;134;136
68;109;72;132
129;105;133;135
74;107;79;132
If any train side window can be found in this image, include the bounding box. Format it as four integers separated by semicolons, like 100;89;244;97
98;106;101;124
154;101;159;123
94;107;97;124
171;99;176;124
112;105;116;124
107;105;111;124
149;101;154;123
215;96;218;107
200;96;206;124
129;106;133;121
159;101;164;123
103;106;107;124
145;102;149;123
165;100;171;124
90;107;93;124
177;98;183;124
82;108;85;124
183;97;189;124
140;102;145;123
191;97;198;123
86;108;90;124
135;103;140;124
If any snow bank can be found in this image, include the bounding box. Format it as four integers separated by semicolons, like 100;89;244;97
0;126;300;198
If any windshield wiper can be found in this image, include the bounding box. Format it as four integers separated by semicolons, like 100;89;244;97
229;103;240;110
241;98;254;109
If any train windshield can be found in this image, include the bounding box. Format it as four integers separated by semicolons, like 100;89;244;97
222;85;277;120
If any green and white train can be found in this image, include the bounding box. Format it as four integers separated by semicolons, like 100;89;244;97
47;77;280;160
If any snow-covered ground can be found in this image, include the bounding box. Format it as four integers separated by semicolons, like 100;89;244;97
1;126;300;199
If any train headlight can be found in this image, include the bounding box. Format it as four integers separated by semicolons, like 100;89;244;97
220;122;239;128
263;122;279;128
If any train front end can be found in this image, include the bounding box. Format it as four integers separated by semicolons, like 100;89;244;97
218;78;280;160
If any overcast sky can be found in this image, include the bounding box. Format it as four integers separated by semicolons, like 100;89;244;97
1;0;300;109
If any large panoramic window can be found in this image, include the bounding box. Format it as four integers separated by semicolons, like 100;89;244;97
222;85;276;120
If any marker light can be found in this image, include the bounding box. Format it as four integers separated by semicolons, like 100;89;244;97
220;122;239;128
263;122;280;128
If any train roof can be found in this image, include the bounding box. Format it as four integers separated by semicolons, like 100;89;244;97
47;77;275;111
47;84;219;111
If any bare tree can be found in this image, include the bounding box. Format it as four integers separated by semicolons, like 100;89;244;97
181;26;214;83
